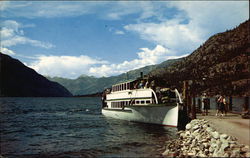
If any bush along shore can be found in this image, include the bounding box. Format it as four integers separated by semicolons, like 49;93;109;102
162;119;250;157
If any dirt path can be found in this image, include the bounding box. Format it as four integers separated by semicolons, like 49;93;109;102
197;110;250;146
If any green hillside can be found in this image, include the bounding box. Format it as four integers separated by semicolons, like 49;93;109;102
47;59;181;95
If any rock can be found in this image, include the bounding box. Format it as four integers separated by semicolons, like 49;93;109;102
203;143;209;149
163;119;249;158
201;139;208;143
193;125;199;130
241;145;250;152
199;153;207;157
223;152;229;157
209;146;214;153
204;149;209;155
246;151;250;157
216;140;222;148
187;152;195;156
185;131;191;137
212;151;219;157
180;133;185;139
220;141;229;152
185;123;192;130
177;130;184;134
211;138;216;144
229;140;237;144
206;127;215;133
230;144;236;148
231;149;241;157
212;131;220;139
220;134;228;140
202;124;208;128
162;149;171;156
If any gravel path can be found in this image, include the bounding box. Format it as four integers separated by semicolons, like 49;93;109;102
197;110;250;146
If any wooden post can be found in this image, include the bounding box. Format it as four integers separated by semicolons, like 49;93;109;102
183;81;188;112
192;95;196;119
244;96;249;111
229;96;233;111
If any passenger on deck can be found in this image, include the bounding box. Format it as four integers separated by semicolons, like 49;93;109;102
138;80;145;89
145;80;149;89
150;80;156;91
133;82;139;89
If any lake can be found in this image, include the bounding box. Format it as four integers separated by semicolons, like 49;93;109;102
0;97;177;158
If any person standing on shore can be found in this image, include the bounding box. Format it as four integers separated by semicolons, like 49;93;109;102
223;96;228;116
218;95;225;117
215;94;220;116
202;93;209;115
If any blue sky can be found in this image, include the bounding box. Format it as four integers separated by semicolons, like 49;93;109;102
0;1;249;79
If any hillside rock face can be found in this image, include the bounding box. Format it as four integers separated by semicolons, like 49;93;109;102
0;53;72;97
150;20;249;96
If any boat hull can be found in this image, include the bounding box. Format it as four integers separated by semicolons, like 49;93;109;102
102;105;179;127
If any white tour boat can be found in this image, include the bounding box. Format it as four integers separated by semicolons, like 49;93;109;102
101;76;184;127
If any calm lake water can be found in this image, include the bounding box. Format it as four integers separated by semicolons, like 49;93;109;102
0;97;177;158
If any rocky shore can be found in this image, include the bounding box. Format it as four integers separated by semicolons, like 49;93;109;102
162;119;250;157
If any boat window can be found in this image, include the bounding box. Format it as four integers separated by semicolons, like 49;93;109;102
146;100;150;104
141;100;145;104
136;100;140;104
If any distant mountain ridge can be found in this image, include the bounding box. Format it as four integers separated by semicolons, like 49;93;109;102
49;20;249;96
47;58;182;95
0;53;72;97
150;20;250;96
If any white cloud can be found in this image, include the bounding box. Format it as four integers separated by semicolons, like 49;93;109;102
125;1;249;54
1;35;54;49
125;20;203;54
114;30;125;35
0;20;54;49
169;1;249;34
0;27;15;38
0;1;166;21
27;45;187;78
0;47;16;55
89;45;187;77
28;55;108;79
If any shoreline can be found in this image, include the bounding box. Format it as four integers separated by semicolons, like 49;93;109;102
162;111;250;157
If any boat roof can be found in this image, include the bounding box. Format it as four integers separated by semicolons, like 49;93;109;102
112;79;137;86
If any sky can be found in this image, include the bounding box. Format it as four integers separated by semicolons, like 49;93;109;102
0;1;249;79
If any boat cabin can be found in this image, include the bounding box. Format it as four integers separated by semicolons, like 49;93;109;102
104;79;180;109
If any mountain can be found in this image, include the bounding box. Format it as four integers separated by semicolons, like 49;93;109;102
0;53;72;97
48;20;249;97
149;20;250;96
47;58;181;95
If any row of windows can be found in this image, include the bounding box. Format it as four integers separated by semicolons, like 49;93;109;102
110;100;152;108
112;83;132;92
